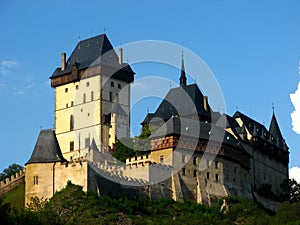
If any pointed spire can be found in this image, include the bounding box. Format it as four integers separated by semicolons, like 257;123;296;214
269;112;283;140
252;123;258;137
89;138;99;152
180;52;187;88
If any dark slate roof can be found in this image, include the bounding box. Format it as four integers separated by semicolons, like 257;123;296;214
233;111;267;137
142;84;212;125
111;103;127;116
269;113;283;140
216;114;240;129
141;113;155;125
50;34;134;79
150;117;243;149
26;129;67;164
89;138;99;152
216;114;243;139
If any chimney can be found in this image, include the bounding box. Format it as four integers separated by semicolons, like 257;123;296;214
203;96;208;111
118;48;123;64
61;52;66;71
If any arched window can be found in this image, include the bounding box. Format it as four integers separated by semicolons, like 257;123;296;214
70;114;74;131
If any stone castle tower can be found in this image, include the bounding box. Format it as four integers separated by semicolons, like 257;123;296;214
50;34;134;160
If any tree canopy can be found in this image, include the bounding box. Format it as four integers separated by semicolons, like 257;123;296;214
1;180;300;224
0;164;23;182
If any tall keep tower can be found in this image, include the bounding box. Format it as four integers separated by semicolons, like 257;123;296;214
50;34;134;160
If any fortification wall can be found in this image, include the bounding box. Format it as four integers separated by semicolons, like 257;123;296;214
0;170;25;195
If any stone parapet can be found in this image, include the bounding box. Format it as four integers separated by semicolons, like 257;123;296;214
0;169;25;195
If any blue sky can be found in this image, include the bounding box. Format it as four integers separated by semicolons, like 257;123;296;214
1;1;300;179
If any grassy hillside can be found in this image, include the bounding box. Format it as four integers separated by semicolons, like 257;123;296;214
2;182;25;210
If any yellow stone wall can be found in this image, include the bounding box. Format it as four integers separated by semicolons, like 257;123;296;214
150;148;173;165
25;161;88;207
25;163;55;206
54;74;130;155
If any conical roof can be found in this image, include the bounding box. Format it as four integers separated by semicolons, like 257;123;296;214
26;129;67;164
269;113;283;140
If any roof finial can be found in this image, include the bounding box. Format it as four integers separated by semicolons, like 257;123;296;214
180;51;187;88
272;102;274;114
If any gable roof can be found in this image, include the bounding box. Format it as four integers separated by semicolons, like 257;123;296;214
26;129;67;165
142;84;212;125
50;34;134;80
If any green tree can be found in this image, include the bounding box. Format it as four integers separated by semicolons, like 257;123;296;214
0;196;12;225
112;138;136;163
0;163;23;182
280;179;300;203
134;124;151;153
275;201;300;224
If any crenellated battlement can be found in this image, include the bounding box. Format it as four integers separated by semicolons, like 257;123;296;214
126;154;152;166
0;169;25;195
88;161;148;186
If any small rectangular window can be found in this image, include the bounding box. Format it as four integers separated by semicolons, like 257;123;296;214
83;93;86;103
206;172;210;179
193;157;197;165
85;138;90;148
182;168;186;176
206;159;210;168
76;85;79;90
160;155;164;163
111;81;114;87
118;84;121;89
65;88;68;93
86;82;89;87
91;91;94;101
215;161;219;169
193;170;197;177
109;92;113;102
70;141;74;151
34;176;38;185
215;174;219;182
181;155;185;163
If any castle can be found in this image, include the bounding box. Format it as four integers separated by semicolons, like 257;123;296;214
24;34;289;210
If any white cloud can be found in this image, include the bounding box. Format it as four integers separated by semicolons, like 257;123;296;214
289;167;300;183
0;60;18;68
290;82;300;134
0;60;19;75
12;90;24;96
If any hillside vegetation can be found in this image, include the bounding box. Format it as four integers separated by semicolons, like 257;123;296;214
2;182;25;210
1;181;300;225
